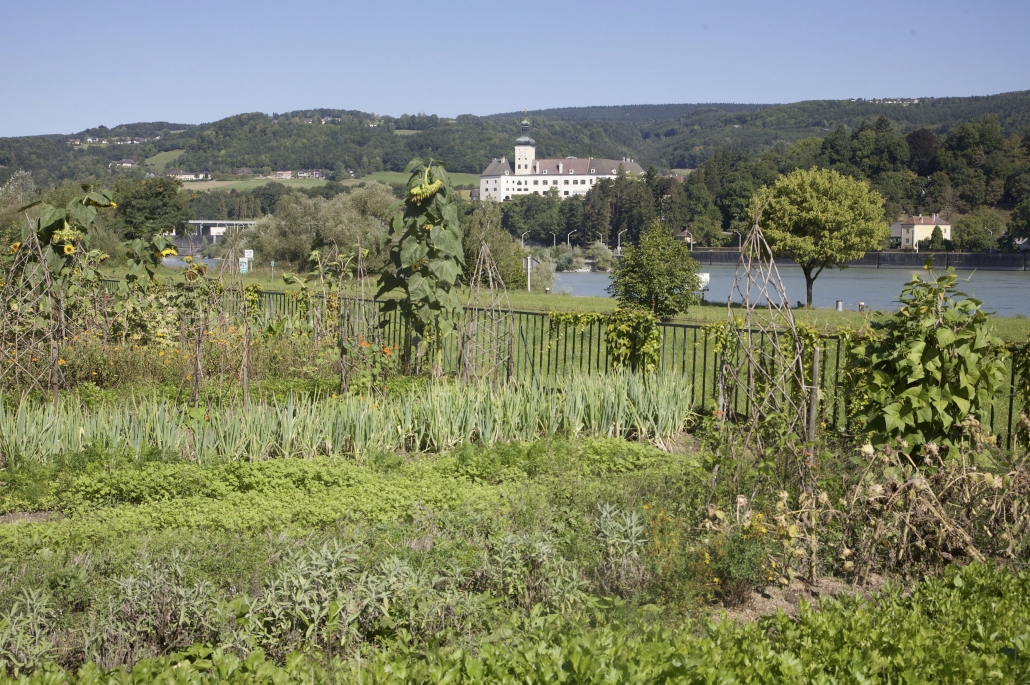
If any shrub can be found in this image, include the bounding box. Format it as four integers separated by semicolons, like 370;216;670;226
608;220;700;320
846;269;1007;450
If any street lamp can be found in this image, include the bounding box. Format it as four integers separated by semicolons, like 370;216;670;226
724;231;741;250
521;231;530;249
567;231;577;247
549;232;557;248
986;226;993;253
617;229;627;255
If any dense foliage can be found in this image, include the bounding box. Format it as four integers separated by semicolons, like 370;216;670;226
761;168;890;305
846;270;1008;448
608;221;701;319
2;564;1027;683
376;159;464;370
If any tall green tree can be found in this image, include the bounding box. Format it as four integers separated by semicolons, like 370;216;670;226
1008;199;1030;242
952;207;1005;251
113;177;192;239
608;220;701;320
761;167;888;307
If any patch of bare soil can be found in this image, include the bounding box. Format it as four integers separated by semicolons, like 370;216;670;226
0;511;64;525
658;431;699;454
715;574;888;624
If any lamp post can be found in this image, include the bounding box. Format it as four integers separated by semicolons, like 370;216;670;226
617;229;627;255
549;232;557;248
986;226;993;253
732;231;741;250
567;231;577;247
521;231;530;249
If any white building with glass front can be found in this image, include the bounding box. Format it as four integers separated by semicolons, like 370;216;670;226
479;120;645;201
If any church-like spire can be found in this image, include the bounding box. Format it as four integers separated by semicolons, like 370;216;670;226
515;119;535;146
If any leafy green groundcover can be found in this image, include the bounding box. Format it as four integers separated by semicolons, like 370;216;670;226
6;563;1028;684
0;438;667;552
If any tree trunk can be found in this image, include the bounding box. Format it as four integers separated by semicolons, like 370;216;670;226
802;265;815;307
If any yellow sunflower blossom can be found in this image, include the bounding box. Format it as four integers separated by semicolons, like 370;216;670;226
63;244;76;255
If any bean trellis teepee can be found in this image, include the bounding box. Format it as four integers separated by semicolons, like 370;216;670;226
0;231;63;399
459;240;514;383
716;202;817;469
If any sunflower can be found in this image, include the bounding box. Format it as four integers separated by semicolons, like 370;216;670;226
8;242;20;254
160;248;178;257
63;244;76;255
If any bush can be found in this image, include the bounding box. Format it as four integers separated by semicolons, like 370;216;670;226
608;220;700;320
846;269;1008;449
710;532;768;607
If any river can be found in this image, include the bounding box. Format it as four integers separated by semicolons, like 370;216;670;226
553;265;1030;316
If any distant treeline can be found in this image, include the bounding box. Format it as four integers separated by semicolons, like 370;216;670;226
3;92;1030;186
500;114;1030;249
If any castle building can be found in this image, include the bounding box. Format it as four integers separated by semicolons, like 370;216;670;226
479;120;645;201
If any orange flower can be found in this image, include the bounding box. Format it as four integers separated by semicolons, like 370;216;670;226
57;359;66;366
382;347;391;356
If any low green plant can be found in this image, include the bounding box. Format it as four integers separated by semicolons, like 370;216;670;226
4;563;1028;683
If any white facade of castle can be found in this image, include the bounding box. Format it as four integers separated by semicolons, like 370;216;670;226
479;120;645;202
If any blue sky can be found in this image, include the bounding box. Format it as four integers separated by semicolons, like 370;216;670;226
1;0;1028;137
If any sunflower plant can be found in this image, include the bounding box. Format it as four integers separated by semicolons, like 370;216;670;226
376;158;464;373
12;185;116;324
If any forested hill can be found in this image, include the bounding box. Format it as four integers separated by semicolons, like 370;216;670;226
2;91;1029;186
489;103;773;122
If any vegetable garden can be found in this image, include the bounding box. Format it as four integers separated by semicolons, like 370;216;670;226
2;166;1030;682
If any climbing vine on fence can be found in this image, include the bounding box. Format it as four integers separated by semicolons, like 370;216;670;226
548;309;661;372
1014;340;1030;447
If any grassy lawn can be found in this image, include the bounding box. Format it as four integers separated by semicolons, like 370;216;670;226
143;149;184;171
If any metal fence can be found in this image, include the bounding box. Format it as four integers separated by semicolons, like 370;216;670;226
98;280;1027;449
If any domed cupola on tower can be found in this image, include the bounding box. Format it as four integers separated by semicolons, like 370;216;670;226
514;119;536;175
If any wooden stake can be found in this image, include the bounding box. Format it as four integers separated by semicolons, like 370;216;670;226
808;346;820;445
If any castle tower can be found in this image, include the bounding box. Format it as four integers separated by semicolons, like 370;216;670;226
514;119;535;176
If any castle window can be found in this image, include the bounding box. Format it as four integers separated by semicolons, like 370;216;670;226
564;191;569;196
564;180;569;185
543;170;548;174
591;169;595;173
533;180;538;185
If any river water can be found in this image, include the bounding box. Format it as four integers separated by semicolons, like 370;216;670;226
554;265;1030;316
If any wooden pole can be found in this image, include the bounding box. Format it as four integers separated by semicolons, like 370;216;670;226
808;346;820;445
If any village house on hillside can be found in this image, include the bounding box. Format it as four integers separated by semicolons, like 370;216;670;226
167;170;209;181
479;120;644;201
109;159;136;168
890;214;951;249
273;170;293;180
